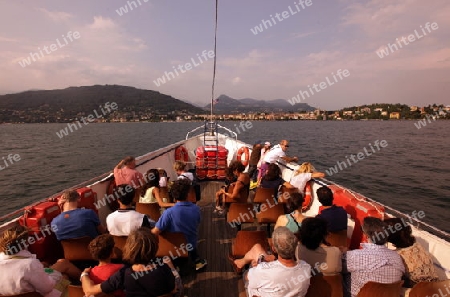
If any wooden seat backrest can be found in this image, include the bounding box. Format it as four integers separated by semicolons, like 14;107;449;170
409;279;450;297
60;236;94;261
356;280;403;297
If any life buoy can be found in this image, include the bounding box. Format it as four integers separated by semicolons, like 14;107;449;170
302;181;313;212
237;146;250;166
175;146;189;162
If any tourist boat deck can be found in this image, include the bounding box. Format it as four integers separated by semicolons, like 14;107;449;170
1;123;449;296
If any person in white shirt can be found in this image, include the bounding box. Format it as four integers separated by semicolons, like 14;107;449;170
289;162;325;193
246;226;311;297
0;225;81;297
260;140;298;182
106;184;155;236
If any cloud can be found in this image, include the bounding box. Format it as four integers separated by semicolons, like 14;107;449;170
231;77;241;85
288;31;316;40
88;16;117;30
0;36;19;43
38;8;73;22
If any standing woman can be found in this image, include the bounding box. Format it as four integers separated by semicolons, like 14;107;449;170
256;142;271;183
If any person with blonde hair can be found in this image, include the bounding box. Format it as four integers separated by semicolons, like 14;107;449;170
289;162;325;193
0;225;81;297
82;227;180;296
173;161;194;183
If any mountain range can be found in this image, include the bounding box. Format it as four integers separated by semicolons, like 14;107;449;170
203;94;315;113
0;85;315;120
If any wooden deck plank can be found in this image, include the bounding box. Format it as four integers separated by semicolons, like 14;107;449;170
182;180;244;297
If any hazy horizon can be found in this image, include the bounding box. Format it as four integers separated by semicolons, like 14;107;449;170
1;0;449;110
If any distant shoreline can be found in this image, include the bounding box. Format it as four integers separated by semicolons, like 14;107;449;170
2;118;449;124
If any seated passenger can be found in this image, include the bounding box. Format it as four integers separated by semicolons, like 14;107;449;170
384;218;438;287
106;184;155;236
0;225;81;297
113;156;145;190
157;168;169;187
152;179;207;271
259;163;295;197
174;161;194;183
214;161;250;215
82;228;179;297
274;192;307;234
248;141;263;183
296;217;342;276
289;162;325;194
233;194;307;273
140;169;174;208
88;234;124;297
246;227;310;297
315;186;348;233
344;217;405;297
51;190;106;241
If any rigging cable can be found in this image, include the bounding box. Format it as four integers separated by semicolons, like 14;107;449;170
210;0;218;121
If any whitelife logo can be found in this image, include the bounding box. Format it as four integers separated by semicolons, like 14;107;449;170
376;22;439;58
18;31;81;68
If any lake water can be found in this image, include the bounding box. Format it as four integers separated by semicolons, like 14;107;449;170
0;121;449;232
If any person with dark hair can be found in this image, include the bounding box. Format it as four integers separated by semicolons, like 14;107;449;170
106;184;155;236
296;218;342;275
88;234;124;297
214;160;250;215
315;186;348;232
157;168;169;187
82;228;178;297
140;169;174;208
248;141;263;183
246;227;311;297
344;217;405;297
113;156;144;190
384;218;438;287
152;179;207;271
259;163;294;198
0;225;81;296
51;190;106;241
274;192;307;234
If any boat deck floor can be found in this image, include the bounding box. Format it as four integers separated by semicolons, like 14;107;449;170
182;180;250;297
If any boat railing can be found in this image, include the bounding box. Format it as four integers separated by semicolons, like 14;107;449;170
317;178;450;242
185;121;237;140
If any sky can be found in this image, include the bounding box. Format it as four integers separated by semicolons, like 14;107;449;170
0;0;449;110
